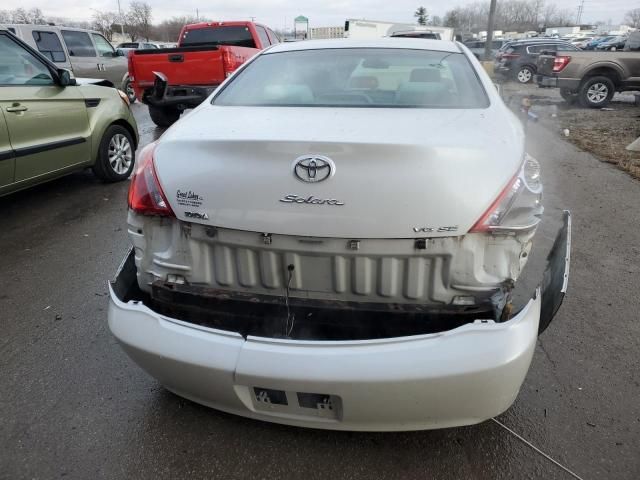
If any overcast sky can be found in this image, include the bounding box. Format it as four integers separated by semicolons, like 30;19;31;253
2;0;633;28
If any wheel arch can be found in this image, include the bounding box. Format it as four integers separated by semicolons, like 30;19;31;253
581;65;623;88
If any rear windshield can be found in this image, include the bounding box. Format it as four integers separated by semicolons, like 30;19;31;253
213;48;489;108
181;26;256;48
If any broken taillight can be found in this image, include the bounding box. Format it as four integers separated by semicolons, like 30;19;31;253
553;55;571;72
128;142;175;217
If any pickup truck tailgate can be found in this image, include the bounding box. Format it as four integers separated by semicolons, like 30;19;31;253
537;53;556;76
130;46;225;87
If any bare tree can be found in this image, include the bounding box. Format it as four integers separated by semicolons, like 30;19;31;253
9;7;46;24
93;11;118;42
126;1;153;41
429;15;443;27
625;8;640;29
153;16;199;42
414;6;428;26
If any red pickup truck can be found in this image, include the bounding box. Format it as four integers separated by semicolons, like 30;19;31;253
129;21;279;126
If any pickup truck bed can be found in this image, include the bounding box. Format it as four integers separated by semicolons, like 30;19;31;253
536;50;640;108
129;20;272;126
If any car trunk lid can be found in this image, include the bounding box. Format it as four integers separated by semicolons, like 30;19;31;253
154;106;523;239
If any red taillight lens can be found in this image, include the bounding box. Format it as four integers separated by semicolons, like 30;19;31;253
128;142;175;217
222;49;239;77
502;53;521;60
553;55;571;72
470;174;523;233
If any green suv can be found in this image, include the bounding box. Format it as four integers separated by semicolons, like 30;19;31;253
0;28;139;196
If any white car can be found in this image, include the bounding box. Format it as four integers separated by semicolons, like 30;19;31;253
109;39;571;431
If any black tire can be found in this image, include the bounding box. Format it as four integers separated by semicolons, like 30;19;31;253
92;125;136;182
124;77;136;103
578;76;615;108
515;65;535;84
559;87;578;105
149;105;181;127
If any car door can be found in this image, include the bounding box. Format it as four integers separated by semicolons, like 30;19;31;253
0;108;14;189
60;29;101;79
0;32;91;183
90;32;128;88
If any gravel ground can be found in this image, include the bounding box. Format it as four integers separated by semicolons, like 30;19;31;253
501;81;640;178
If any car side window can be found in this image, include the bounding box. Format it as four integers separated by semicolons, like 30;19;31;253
32;31;67;63
557;44;578;51
0;34;55;86
255;26;271;47
61;30;96;57
267;29;280;44
91;33;115;57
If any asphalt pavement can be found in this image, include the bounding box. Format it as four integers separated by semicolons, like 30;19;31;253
1;103;638;479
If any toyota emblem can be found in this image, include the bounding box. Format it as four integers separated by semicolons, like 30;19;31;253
293;155;335;183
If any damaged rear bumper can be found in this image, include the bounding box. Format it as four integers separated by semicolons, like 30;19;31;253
108;212;571;431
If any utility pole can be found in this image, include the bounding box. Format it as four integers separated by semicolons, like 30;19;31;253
483;0;497;61
117;0;124;36
576;0;585;25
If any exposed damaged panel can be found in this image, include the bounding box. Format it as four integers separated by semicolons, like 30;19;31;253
129;211;536;307
148;278;502;340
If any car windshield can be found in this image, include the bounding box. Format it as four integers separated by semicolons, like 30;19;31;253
213;48;489;108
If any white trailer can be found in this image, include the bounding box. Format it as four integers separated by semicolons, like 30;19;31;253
344;19;454;41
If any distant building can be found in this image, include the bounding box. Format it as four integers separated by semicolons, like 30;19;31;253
595;24;635;35
310;26;345;39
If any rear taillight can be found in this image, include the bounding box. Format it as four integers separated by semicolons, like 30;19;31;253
222;49;240;77
553;55;571;72
470;155;542;233
470;174;523;232
128;142;175;217
501;53;521;60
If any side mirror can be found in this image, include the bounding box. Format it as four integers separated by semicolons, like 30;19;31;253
57;68;76;87
116;49;125;57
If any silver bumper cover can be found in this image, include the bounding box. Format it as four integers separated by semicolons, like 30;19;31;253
108;212;571;431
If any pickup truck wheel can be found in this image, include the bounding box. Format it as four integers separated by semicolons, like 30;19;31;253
124;78;136;103
579;76;615;108
93;125;135;182
559;88;578;105
516;66;534;84
149;106;181;128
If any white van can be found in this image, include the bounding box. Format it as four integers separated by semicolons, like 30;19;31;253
4;24;133;101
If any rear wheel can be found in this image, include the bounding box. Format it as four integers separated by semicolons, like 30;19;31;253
578;76;615;108
516;65;534;84
149;105;181;128
93;125;135;182
559;87;578;105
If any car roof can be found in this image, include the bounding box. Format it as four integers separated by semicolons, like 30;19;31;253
4;23;101;35
267;38;462;54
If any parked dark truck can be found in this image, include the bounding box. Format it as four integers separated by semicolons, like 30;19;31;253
129;21;278;126
535;40;640;108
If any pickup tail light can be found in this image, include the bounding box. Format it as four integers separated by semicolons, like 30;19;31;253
222;49;241;77
128;142;175;217
553;55;571;72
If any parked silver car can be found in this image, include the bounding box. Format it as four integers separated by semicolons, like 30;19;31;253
109;38;571;431
5;24;134;101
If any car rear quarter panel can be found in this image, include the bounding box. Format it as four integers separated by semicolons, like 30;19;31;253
80;85;138;164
